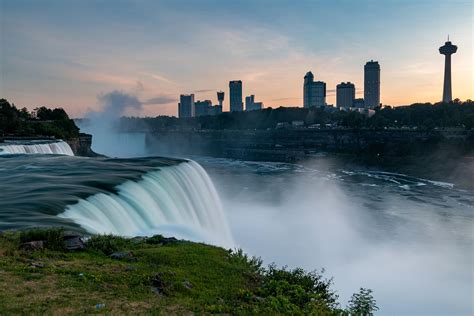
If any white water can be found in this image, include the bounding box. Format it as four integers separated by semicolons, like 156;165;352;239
59;160;234;248
0;141;74;156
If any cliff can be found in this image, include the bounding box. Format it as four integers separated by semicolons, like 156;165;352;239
66;133;100;157
145;128;474;162
145;128;474;188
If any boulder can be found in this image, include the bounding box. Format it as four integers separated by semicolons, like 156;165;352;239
109;251;136;261
182;279;193;290
146;235;179;246
151;273;166;294
20;240;44;251
63;234;85;251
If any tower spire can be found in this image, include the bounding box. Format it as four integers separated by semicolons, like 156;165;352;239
439;38;457;103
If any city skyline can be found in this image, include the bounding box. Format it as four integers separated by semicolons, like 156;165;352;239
1;0;472;118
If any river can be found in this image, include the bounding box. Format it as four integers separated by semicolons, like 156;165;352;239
0;137;472;315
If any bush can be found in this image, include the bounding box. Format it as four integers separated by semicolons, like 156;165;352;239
229;248;263;275
19;228;65;251
85;235;132;255
259;265;339;312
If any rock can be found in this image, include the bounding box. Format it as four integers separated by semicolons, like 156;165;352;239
151;273;167;294
63;234;85;251
95;303;105;309
182;280;193;290
146;235;179;246
109;251;136;261
20;240;44;251
30;262;45;269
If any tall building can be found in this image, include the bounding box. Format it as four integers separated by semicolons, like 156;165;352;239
336;82;355;109
245;95;263;111
178;94;194;118
364;60;380;109
303;72;314;108
217;91;225;107
313;81;326;107
439;38;457;103
229;80;243;112
245;95;254;110
195;100;213;117
303;71;326;108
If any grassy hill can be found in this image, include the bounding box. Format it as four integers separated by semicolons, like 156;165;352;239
0;229;376;315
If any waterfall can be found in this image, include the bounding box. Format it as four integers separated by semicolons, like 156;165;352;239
0;141;74;156
58;160;234;248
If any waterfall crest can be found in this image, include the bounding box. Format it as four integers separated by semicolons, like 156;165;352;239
59;160;234;248
0;141;74;156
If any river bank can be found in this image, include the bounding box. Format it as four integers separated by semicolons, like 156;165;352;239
0;229;374;314
145;128;474;189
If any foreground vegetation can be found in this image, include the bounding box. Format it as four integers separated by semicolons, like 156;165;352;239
0;229;377;315
0;98;79;139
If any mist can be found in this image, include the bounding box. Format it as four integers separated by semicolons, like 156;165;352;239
205;158;473;315
77;90;148;157
82;122;473;314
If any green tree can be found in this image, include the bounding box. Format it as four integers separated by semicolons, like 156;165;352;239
347;288;378;316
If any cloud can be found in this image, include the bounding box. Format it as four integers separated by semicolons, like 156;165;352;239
97;90;142;117
142;95;177;105
146;72;176;85
194;89;215;93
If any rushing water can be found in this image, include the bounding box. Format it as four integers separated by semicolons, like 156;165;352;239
0;154;233;247
0;140;74;156
195;157;474;315
0;138;472;314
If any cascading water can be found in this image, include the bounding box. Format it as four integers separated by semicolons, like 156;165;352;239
58;160;234;248
0;141;74;156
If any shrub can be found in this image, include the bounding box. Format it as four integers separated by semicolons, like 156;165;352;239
229;248;263;275
85;235;131;255
19;228;65;251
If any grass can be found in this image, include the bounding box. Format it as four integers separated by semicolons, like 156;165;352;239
0;229;377;315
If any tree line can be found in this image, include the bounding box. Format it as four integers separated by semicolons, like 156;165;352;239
0;99;79;140
118;99;474;132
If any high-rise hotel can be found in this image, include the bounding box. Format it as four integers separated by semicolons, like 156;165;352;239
229;80;243;112
336;82;355;109
303;71;326;108
364;60;380;109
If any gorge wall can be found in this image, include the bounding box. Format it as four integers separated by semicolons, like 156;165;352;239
67;133;99;157
145;128;473;162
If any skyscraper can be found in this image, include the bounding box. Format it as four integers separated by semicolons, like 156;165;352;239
303;71;314;108
194;100;213;117
245;95;263;111
178;94;194;118
217;91;225;107
364;60;380;109
439;38;457;103
303;71;326;108
245;95;254;111
336;82;355;109
229;80;243;112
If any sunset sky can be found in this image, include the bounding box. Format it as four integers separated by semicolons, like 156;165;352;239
1;0;473;117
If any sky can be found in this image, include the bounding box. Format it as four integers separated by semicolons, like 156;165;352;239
1;0;473;117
